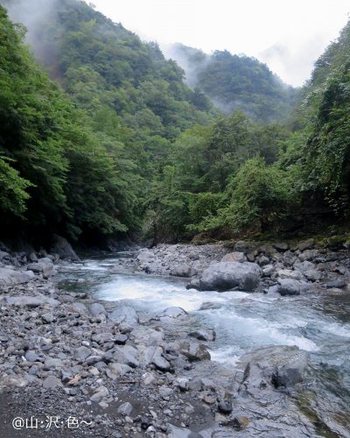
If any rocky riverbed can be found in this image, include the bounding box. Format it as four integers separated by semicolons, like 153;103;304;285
0;238;350;437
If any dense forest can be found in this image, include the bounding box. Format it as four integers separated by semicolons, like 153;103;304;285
0;0;350;245
167;43;298;122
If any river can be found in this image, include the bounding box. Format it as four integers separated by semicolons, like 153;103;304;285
58;253;350;437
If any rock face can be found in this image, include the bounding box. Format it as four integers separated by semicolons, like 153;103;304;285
198;262;261;292
50;235;79;261
238;345;309;389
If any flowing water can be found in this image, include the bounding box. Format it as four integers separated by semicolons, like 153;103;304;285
58;254;350;437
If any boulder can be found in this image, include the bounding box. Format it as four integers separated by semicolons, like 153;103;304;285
272;242;289;251
199;262;261;292
109;305;139;326
1;295;59;307
106;363;132;379
221;252;246;263
189;329;216;342
111;345;139;368
117;402;133;416
90;386;109;403
142;346;171;372
159;307;187;319
170;264;193;277
238;345;309;389
27;257;54;277
277;269;304;280
180;342;211;362
0;250;10;262
297;239;315;251
0;268;34;288
50;235;79;261
131;326;164;346
277;279;302;296
89;303;106;316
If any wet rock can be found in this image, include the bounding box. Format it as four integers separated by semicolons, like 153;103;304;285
159;307;187;319
238;345;309;390
180;342;211;362
277;278;302;296
109;305;139;326
186;278;200;290
188;329;216;342
199;262;261;292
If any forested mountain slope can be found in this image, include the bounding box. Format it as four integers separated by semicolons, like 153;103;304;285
167;43;298;123
1;0;350;245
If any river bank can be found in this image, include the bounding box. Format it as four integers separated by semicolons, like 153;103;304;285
0;239;349;437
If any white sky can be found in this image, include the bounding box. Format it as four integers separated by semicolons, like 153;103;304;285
90;0;350;86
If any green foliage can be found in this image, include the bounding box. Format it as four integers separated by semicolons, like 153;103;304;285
169;44;299;123
0;5;138;238
222;157;292;232
0;157;31;216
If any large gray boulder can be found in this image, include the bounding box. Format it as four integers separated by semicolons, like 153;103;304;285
198;262;261;292
1;294;59;307
238;345;309;389
108;305;139;326
0;268;34;288
50;235;79;261
27;257;54;278
277;278;302;296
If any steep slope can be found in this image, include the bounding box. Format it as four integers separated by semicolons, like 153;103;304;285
167;43;298;123
0;5;140;242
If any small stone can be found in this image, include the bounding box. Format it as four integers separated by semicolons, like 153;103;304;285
42;376;62;389
117;402;133;416
42;313;55;324
90;386;109;403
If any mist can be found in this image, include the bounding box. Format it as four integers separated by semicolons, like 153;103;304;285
162;43;210;88
0;0;59;65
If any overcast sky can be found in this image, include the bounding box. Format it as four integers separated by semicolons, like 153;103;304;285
90;0;350;87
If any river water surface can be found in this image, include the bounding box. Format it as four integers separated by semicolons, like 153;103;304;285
59;254;350;437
